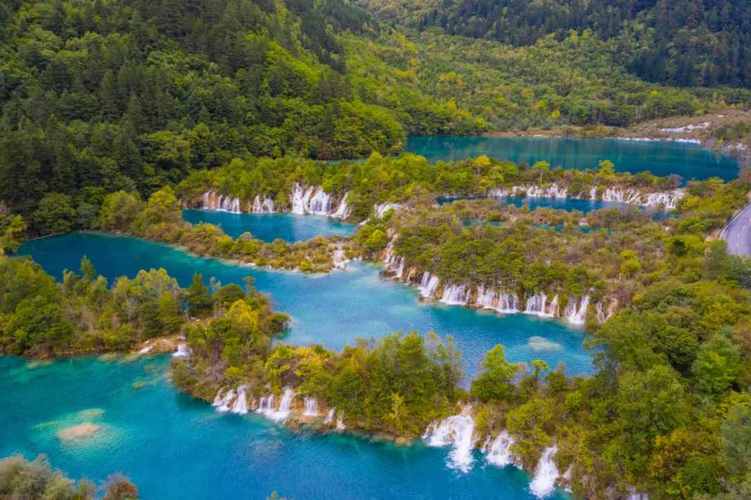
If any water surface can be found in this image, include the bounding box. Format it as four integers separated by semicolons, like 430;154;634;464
19;233;592;379
0;356;568;499
408;136;740;180
182;210;355;242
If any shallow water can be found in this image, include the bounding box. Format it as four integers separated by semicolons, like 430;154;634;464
19;232;592;379
182;210;356;242
0;356;568;499
407;136;740;180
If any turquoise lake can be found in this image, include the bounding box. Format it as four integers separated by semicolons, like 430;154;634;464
19;232;592;379
182;209;356;242
407;136;740;180
0;356;568;500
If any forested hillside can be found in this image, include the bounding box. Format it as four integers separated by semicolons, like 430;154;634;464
360;0;751;88
2;0;750;232
0;0;482;224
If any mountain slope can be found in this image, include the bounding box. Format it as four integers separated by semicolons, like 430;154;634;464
359;0;751;88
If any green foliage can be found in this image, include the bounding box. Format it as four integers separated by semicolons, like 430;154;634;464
0;213;25;254
362;0;751;88
0;454;138;499
470;345;519;403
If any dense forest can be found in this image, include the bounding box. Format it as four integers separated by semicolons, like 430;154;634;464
3;0;751;228
0;454;138;499
360;0;751;88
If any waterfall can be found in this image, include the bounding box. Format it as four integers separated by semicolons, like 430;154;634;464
423;408;476;473
333;246;349;270
374;203;400;219
256;387;295;422
276;387;295;421
524;293;557;318
474;286;520;314
230;386;249;415
256;394;275;417
251;195;275;213
512;184;568;199
336;416;346;431
291;184;308;215
644;190;684;210
482;430;517;468
325;408;335;425
564;296;589;325
440;284;469;306
213;388;236;413
595;299;617;323
418;273;440;299
331;193;351;219
309;188;332;215
303;397;318;417
172;343;191;358
201;191;241;213
290;183;343;216
529;446;560;499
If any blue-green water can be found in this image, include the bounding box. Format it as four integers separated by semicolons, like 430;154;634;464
182;210;356;242
407;136;740;180
19;232;592;379
0;356;568;499
439;195;628;213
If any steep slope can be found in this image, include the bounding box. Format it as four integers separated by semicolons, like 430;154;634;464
359;0;751;88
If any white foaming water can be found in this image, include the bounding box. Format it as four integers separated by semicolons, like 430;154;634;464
423;408;476;473
475;286;520;314
202;191;241;213
230;386;249;415
482;430;516;468
325;408;335;424
440;284;469;306
374;203;400;219
335;416;346;431
308;188;332;215
529;446;560;499
331;193;351;219
564;296;589;325
303;397;318;417
524;293;558;318
251;195;275;213
172;343;191;358
256;387;296;422
213;388;236;413
418;272;440;299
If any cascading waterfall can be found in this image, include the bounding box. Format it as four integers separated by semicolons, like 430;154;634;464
336;416;346;431
308;188;332;215
418;272;440;299
529;446;560;499
213;388;236;413
423;408;476;473
251;195;275;213
332;194;351;219
289;183;349;218
374;203;401;219
325;409;335;425
230;386;249;415
524;293;558;318
440;284;469;306
564;296;590;325
487;184;681;210
303;397;318;417
172;343;191;358
475;286;521;314
482;430;517;468
332;246;349;270
256;387;295;422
